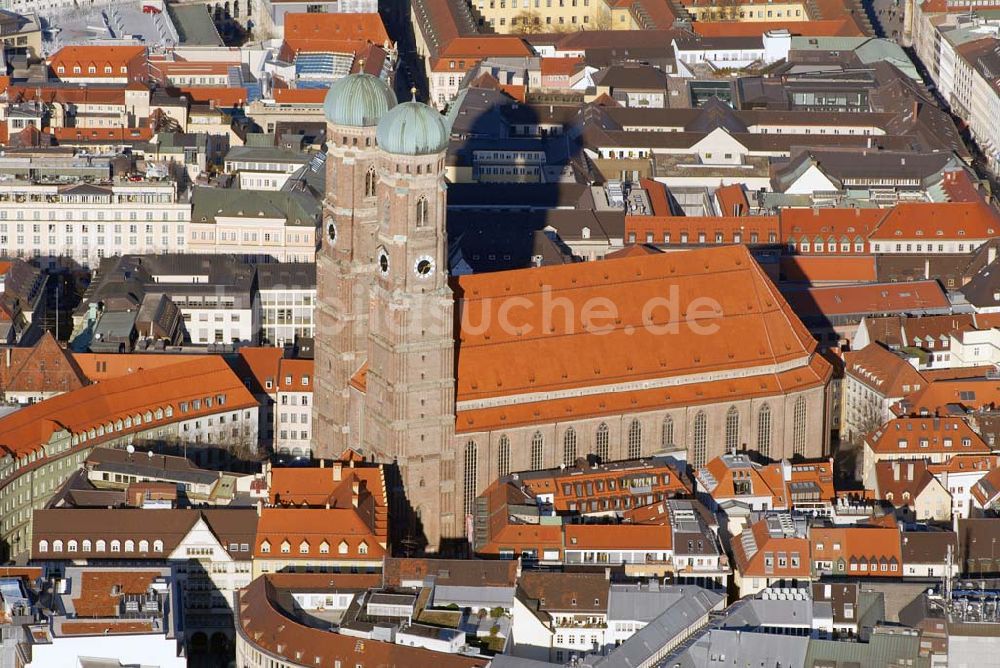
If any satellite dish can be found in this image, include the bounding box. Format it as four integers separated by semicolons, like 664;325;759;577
126;445;135;454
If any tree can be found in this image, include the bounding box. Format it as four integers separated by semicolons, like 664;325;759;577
512;9;543;33
592;7;613;30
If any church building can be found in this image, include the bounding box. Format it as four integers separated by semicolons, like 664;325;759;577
313;74;832;549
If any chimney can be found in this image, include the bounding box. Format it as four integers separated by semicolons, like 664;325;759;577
990;244;997;266
893;460;900;481
256;499;263;517
907;462;914;481
4;348;9;368
781;459;792;483
320;459;325;468
332;461;343;482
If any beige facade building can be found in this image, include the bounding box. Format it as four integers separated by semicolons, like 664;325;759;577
313;74;832;550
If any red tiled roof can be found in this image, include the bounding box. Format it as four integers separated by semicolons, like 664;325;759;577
276;358;314;392
50;127;154;142
779;256;877;284
565;523;671;549
731;517;811;578
942;169;985;203
268;462;387;514
272;88;328;104
254;508;385;560
73;571;161;617
782;280;950;318
61;621;154;635
175;86;247;107
715;184;750;217
0;356;256;460
72;353;203;382
904;378;1000;415
454;245;819;403
238;575;488;668
865;416;989;454
780;207;885;242
541;57;584;77
875;459;938;504
48;45;147;81
626;215;780;244
868;201;1000;240
811;525;902;576
693;19;863;37
284;13;389;52
844;343;927;397
0;332;87;395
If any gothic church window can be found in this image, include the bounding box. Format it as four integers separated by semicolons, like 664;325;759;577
692;412;707;467
757;404;772;458
628;419;642;459
563;427;577;466
793;396;807;456
416;197;428;228
530;432;544;470
596;423;609;461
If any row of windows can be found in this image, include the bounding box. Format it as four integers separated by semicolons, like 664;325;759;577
259;539;368;556
467;398;808;508
56;64;130;75
38;538;163;553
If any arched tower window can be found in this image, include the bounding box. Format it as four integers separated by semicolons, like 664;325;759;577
365;167;377;198
757;404;772;458
596;423;609;462
530;431;544;470
628;419;642;459
725;406;739;453
416;196;428;228
692;412;707;468
463;440;477;516
563;427;577;467
757;404;771;457
793;396;807;456
661;416;674;449
497;435;511;478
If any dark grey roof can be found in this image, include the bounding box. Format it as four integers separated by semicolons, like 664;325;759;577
75;254;258;318
224;145;312;166
446;183;588;210
593;64;669;91
900;530;957;564
86;446;220;486
585;586;725;668
960;257;1000;308
255;263;316;290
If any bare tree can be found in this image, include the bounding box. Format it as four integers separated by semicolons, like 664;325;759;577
592;7;613;30
512;9;543;33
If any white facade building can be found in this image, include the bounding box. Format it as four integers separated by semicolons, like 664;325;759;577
0;179;189;269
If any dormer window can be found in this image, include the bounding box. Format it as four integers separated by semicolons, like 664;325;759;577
281;540;291;553
261;540;271;554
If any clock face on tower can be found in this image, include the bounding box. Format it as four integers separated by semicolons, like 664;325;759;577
414;255;435;278
377;246;390;276
326;220;337;246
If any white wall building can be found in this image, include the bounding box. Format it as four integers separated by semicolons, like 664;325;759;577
0;179;189;269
